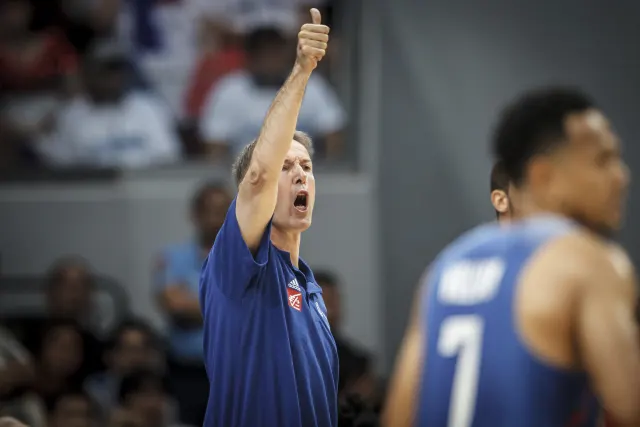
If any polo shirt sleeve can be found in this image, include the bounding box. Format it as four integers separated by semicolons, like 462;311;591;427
201;197;271;300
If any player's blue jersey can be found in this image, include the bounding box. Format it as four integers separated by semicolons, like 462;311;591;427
417;216;601;427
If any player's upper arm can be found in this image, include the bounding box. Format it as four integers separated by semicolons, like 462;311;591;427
200;198;271;301
200;75;278;253
382;279;428;427
235;167;279;253
575;245;640;427
234;103;289;252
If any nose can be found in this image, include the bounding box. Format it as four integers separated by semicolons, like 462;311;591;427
292;163;307;185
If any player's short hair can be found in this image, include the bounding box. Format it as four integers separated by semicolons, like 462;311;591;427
232;131;314;186
492;87;595;185
191;181;229;212
490;160;510;193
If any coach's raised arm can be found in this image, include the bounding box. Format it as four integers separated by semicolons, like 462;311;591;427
236;8;328;252
199;9;338;427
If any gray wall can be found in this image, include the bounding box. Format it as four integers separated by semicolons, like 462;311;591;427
375;0;640;372
0;166;382;362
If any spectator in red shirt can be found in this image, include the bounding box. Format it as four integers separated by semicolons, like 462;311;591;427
183;44;245;121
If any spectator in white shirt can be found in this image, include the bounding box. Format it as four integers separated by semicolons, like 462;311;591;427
37;40;182;169
199;24;346;162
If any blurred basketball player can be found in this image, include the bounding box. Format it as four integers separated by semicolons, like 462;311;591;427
491;156;629;427
383;87;640;427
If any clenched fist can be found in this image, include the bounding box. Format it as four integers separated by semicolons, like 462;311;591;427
296;8;330;72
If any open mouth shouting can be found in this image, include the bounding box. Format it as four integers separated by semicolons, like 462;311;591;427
293;190;309;213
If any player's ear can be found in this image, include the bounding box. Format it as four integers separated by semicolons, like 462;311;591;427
491;190;509;214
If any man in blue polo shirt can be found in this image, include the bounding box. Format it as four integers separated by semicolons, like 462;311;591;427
199;8;338;427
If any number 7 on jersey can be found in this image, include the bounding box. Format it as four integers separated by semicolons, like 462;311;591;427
437;315;484;427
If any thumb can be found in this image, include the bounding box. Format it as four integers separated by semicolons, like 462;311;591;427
310;8;321;25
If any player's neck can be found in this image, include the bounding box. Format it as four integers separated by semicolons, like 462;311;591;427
271;227;302;267
516;193;565;220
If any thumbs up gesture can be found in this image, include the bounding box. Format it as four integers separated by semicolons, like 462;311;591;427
296;8;330;73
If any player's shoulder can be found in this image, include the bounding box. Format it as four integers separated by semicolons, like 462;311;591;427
606;241;635;281
218;196;239;233
436;221;500;259
211;197;259;251
546;231;617;271
439;215;574;260
528;228;631;292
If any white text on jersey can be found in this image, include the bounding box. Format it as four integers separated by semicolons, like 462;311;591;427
438;258;505;306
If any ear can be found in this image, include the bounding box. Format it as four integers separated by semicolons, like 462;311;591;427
491;190;509;214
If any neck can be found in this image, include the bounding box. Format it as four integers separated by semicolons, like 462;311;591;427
513;189;613;236
512;190;565;222
270;227;301;267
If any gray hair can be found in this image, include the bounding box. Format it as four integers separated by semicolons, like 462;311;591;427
231;131;314;186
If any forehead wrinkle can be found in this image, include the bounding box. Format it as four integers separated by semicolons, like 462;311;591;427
284;155;312;164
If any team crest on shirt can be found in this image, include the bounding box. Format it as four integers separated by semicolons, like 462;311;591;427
287;278;302;311
287;288;302;311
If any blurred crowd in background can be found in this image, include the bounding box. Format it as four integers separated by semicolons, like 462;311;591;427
0;0;348;171
0;0;373;426
0;182;381;427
